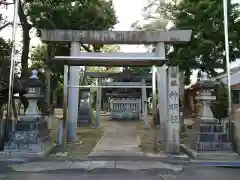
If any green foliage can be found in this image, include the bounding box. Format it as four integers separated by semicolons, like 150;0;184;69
30;44;64;89
28;0;118;106
212;84;228;119
133;0;240;84
122;67;151;74
0;10;11;66
30;44;120;107
101;45;120;53
166;0;240;74
26;0;117;30
0;38;10;62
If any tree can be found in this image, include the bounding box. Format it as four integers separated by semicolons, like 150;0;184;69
131;2;167;75
30;44;120;87
101;44;120;53
3;0;117;79
26;0;117;107
133;0;240;84
212;83;228;120
0;4;11;64
0;38;10;63
30;44;120;106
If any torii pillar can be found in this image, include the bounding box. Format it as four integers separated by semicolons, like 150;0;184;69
40;29;192;147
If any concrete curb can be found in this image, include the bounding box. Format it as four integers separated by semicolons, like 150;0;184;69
2;157;240;168
180;144;240;161
88;155;190;162
189;160;240;167
9;160;184;172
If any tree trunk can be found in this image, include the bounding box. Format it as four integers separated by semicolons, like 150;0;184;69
17;0;31;78
11;97;18;121
20;24;30;78
80;66;87;85
45;44;52;109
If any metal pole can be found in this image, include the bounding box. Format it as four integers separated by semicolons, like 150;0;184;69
6;0;20;133
223;0;232;141
62;65;69;149
152;65;157;149
95;78;100;128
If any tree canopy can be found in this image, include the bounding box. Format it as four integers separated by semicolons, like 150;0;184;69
0;7;11;64
2;0;118;78
133;0;240;84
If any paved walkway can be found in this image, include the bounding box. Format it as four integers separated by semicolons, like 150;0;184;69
89;121;144;157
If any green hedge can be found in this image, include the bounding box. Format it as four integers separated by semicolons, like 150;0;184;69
212;84;228;120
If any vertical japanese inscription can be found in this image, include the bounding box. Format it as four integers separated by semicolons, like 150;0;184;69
167;66;180;153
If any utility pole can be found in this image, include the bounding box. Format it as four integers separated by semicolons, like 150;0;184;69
6;0;20;142
223;0;232;141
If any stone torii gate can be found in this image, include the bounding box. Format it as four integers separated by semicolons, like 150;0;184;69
40;30;192;154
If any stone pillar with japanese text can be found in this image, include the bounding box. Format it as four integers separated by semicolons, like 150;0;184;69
166;66;180;154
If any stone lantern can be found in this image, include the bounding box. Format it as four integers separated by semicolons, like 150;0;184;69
78;88;93;125
23;70;44;121
195;73;218;124
186;73;232;152
4;70;53;156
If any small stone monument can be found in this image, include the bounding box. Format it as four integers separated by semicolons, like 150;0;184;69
186;72;232;152
4;70;54;157
78;88;93;125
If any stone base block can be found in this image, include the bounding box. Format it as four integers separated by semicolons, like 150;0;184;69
196;132;229;142
3;117;54;158
111;112;139;121
186;119;233;152
181;144;238;160
3;140;55;158
198;124;224;133
195;142;232;152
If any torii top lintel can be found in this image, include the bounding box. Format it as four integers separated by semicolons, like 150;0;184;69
40;29;192;44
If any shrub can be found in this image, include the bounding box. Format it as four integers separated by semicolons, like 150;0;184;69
212;83;228;120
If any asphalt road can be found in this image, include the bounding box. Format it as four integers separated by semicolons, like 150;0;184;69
1;166;240;180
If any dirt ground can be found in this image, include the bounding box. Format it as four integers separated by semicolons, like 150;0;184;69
134;116;164;154
49;110;190;159
48;109;104;160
